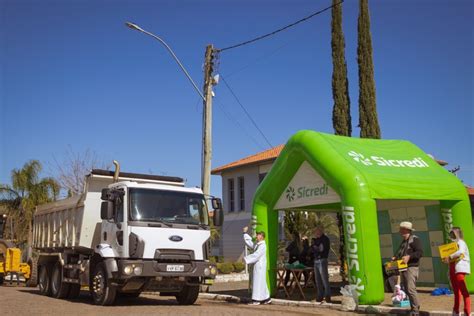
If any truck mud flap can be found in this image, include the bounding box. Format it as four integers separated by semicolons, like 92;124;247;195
103;258;118;279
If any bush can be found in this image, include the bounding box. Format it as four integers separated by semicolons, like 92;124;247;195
233;262;245;272
210;256;224;263
217;262;234;274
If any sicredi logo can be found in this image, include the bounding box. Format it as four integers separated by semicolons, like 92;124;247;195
285;186;296;202
343;206;365;296
348;151;429;168
285;184;329;202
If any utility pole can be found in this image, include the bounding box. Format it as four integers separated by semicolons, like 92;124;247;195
201;44;215;197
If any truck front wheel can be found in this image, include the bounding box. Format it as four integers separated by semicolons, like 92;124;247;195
90;262;116;306
175;284;199;305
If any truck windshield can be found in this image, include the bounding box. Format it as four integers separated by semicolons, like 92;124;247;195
129;188;209;226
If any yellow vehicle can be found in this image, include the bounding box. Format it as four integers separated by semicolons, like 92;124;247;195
0;214;34;285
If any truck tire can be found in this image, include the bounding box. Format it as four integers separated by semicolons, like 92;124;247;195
175;284;199;305
26;258;38;287
51;261;71;299
38;265;52;296
90;262;117;306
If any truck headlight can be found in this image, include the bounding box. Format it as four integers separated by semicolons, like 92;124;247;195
210;267;217;275
204;268;211;276
124;265;133;275
133;265;143;275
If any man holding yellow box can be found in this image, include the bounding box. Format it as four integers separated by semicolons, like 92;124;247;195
392;222;423;316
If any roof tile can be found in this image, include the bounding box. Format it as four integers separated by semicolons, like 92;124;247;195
211;145;284;174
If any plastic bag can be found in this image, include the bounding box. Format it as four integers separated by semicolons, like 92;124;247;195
340;285;359;311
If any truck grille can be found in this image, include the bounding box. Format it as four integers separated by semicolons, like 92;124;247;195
154;249;194;263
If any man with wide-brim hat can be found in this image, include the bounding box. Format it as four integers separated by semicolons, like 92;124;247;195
393;221;423;315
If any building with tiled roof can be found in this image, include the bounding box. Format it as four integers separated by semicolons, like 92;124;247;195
211;145;284;175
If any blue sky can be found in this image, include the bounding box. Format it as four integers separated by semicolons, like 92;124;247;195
1;0;472;198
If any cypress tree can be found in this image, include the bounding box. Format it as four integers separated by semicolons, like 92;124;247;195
331;0;351;137
358;0;381;138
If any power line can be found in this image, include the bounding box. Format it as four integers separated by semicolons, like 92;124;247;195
214;97;267;151
220;75;273;148
225;41;292;78
217;1;344;53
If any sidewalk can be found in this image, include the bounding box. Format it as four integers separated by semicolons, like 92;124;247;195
204;279;460;315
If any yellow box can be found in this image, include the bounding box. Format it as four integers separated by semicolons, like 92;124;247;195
384;259;408;273
438;242;458;260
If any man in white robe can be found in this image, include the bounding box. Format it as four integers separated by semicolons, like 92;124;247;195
243;226;271;305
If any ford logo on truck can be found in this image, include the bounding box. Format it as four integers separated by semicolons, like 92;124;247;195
169;235;183;242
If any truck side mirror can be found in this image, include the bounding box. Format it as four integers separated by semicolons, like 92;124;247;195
101;188;110;201
211;197;222;210
213;208;223;227
100;201;114;220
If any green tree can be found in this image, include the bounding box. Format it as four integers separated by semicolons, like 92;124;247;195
284;211;339;242
358;0;381;139
331;0;351;136
0;160;59;244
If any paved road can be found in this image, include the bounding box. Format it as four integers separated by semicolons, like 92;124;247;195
0;286;355;316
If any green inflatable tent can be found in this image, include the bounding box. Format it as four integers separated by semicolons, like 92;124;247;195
252;130;473;305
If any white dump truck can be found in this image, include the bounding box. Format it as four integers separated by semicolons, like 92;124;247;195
32;164;223;305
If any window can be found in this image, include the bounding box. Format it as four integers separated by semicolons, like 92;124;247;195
128;188;209;225
238;177;245;211
259;173;267;184
228;179;235;212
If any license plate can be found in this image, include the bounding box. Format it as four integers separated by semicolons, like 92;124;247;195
166;265;184;272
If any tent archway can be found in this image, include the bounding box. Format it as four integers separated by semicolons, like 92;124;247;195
252;130;473;305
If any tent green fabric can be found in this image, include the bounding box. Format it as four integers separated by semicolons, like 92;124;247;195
252;130;473;305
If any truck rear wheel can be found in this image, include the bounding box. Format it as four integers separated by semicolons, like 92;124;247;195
26;258;38;287
175;284;199;305
90;262;116;306
51;262;70;299
38;265;52;296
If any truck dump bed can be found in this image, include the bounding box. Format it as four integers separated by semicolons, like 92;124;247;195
33;170;184;252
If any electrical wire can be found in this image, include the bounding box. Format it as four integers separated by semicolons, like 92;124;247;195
214;97;267;151
217;1;344;53
220;75;273;148
225;41;292;78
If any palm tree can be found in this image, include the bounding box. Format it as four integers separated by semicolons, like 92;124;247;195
0;160;59;245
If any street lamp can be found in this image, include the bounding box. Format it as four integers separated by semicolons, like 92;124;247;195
125;22;205;102
125;22;213;197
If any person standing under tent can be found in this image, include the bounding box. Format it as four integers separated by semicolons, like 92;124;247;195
243;226;271;305
310;226;331;303
442;227;471;316
393;221;423;316
284;234;301;286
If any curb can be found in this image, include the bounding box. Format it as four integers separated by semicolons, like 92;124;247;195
214;273;249;283
198;293;452;315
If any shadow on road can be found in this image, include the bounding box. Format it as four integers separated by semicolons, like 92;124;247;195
17;288;202;307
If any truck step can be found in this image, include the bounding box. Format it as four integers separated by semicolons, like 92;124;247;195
63;278;80;284
63;264;82;270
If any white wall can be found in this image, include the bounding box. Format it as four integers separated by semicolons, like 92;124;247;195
216;164;266;261
221;165;260;213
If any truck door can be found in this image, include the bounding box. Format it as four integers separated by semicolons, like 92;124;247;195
102;189;125;257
